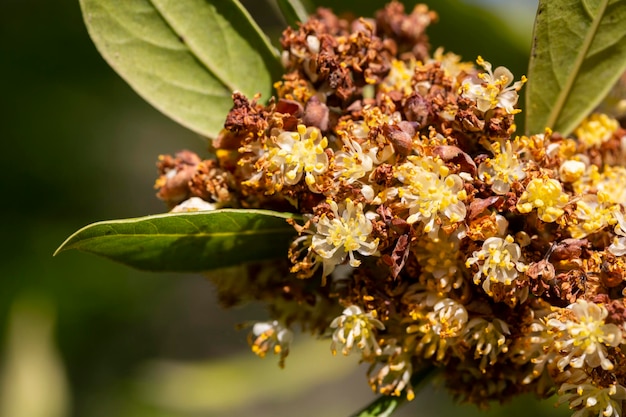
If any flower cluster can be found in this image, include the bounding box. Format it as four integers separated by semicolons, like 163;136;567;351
154;3;626;416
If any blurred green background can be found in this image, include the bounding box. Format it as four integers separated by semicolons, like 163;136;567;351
1;0;572;416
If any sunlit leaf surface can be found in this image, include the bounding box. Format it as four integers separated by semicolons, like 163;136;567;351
525;0;626;135
80;0;282;138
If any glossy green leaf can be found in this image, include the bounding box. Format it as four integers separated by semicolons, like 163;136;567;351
525;0;626;136
350;367;436;417
80;0;282;138
54;210;299;272
277;0;311;27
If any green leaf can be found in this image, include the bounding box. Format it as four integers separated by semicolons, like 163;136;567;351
277;0;311;27
54;210;299;272
525;0;626;136
80;0;282;138
350;367;436;417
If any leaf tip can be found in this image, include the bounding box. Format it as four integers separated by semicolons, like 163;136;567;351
53;235;75;257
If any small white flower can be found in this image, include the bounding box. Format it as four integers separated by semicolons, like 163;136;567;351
559;159;587;183
414;228;466;294
558;374;626;417
330;305;385;357
547;299;623;371
609;210;626;256
334;138;375;184
311;199;379;277
478;139;527;195
170;197;217;212
460;56;526;114
268;124;329;192
508;319;555;384
248;320;294;368
408;297;468;361
464;318;510;371
466;235;527;296
395;155;467;238
368;341;415;400
306;35;320;54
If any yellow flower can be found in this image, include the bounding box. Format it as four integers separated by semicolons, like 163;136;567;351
517;177;569;222
575;113;619;148
594;165;626;205
568;194;617;239
381;58;417;96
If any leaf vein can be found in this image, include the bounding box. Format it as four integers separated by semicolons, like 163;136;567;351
101;2;186;52
148;0;233;92
545;0;610;129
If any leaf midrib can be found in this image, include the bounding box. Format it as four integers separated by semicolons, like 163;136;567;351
546;0;610;129
146;0;233;92
60;227;294;250
75;228;294;239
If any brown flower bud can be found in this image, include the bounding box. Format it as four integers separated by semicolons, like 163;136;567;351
432;145;477;175
527;260;556;283
302;96;329;131
155;151;201;206
549;239;588;261
383;124;413;157
403;93;430;127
